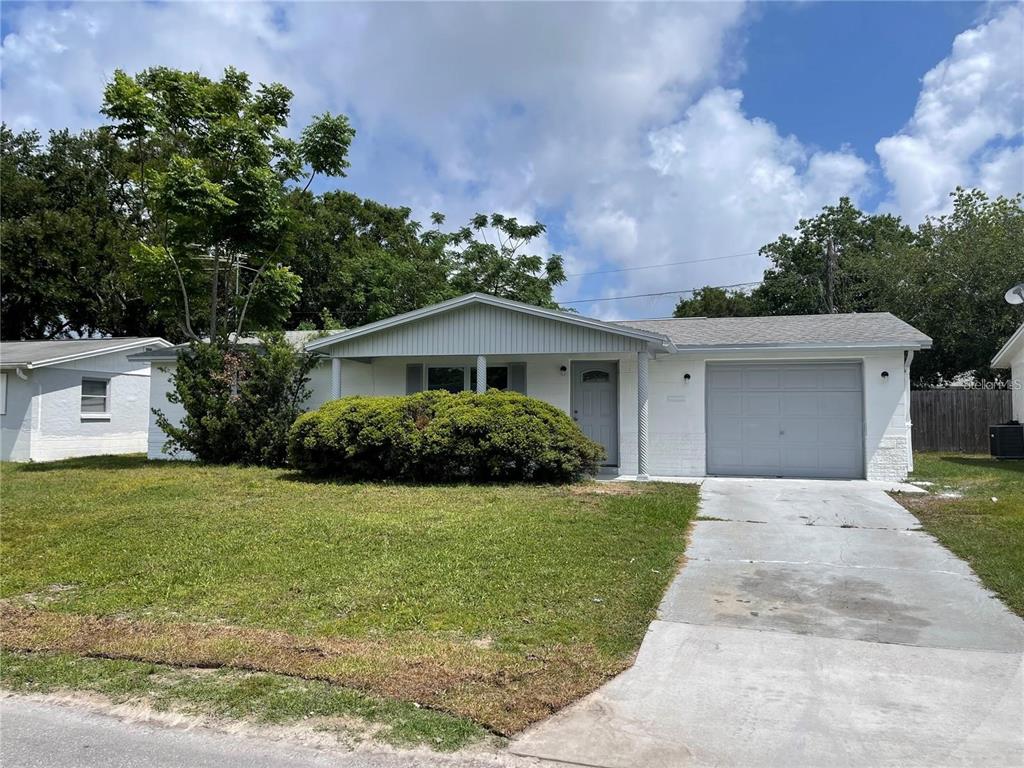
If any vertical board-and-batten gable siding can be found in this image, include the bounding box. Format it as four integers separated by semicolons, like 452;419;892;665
323;304;651;357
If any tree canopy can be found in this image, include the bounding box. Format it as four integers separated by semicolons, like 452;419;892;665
674;190;1024;384
2;67;567;343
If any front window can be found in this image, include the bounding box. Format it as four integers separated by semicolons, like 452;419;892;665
427;365;510;393
81;378;110;415
470;366;508;391
427;366;467;393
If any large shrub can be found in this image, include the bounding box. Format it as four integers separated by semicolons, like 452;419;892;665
288;390;604;482
155;334;315;467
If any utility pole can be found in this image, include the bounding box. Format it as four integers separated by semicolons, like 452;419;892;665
824;238;838;314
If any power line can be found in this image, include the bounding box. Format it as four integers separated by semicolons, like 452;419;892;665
561;281;763;305
564;250;760;279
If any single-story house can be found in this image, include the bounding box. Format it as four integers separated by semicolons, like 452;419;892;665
0;337;172;462
992;321;1024;421
136;293;931;481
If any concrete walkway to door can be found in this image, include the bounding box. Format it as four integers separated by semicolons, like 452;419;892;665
513;478;1024;768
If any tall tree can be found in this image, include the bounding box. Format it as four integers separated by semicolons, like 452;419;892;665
0;126;158;339
674;286;759;318
426;213;566;308
755;197;916;316
283;190;450;328
101;66;355;341
883;189;1024;384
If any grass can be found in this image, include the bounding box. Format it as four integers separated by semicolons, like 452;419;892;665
0;650;484;750
0;455;699;737
896;452;1024;617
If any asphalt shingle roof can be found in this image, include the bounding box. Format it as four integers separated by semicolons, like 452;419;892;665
128;331;327;360
616;312;931;349
0;338;169;367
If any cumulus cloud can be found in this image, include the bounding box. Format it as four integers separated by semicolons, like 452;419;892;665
563;88;870;318
876;4;1024;222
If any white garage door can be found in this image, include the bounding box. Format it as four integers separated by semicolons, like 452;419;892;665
706;362;864;479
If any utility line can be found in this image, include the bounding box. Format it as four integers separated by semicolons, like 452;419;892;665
560;281;762;305
564;251;760;278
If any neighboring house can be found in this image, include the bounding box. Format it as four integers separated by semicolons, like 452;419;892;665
137;293;931;482
0;338;172;462
992;321;1024;421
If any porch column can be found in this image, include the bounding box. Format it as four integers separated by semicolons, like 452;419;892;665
637;351;650;480
331;357;342;399
476;355;487;393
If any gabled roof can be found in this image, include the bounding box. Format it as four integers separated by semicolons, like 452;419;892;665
617;312;932;351
0;337;172;369
128;331;324;361
992;321;1024;368
304;293;672;352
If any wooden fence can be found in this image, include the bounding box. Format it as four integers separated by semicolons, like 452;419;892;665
911;389;1013;453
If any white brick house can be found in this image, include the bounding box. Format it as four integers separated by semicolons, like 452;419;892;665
0;338;172;462
137;293;931;481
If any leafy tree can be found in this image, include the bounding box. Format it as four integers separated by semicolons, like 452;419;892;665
425;213;566;308
755;197;916;316
155;333;315;466
101;66;355;341
674;286;759;318
0;126;160;339
883;189;1024;384
284;190;450;328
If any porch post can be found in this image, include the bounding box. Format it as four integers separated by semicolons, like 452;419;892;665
331;357;342;399
637;351;650;480
476;355;487;393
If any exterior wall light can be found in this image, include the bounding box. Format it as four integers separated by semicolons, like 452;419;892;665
559;365;568;375
881;371;889;380
684;373;691;382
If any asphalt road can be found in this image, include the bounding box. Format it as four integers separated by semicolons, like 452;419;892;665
0;697;530;768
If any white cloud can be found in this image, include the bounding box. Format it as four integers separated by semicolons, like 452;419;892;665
876;4;1024;222
564;89;870;318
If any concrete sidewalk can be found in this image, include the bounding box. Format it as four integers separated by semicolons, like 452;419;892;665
513;478;1024;768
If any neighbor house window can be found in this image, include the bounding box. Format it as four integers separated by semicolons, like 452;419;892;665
81;378;110;415
0;372;6;416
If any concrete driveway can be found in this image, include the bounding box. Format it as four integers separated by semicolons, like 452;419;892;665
513;478;1024;768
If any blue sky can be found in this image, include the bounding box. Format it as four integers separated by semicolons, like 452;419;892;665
1;1;1021;318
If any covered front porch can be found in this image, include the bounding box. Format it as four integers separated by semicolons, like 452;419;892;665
305;293;673;478
321;351;654;476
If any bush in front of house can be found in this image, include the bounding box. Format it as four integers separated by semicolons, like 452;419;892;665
155;334;315;467
287;390;605;482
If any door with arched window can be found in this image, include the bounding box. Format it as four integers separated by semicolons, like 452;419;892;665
571;362;618;466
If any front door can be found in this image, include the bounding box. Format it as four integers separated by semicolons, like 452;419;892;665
571;362;618;466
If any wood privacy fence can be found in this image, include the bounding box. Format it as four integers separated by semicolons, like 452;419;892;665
911;389;1013;453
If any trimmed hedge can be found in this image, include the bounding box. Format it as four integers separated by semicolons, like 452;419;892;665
287;390;605;482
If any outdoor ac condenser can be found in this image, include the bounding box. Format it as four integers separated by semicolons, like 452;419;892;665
989;423;1024;460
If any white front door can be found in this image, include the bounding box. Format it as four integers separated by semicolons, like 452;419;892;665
571;362;618;466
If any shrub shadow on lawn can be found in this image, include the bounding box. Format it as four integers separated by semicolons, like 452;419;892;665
275;469;584;489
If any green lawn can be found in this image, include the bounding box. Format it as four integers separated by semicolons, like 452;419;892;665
897;453;1024;617
0;455;698;738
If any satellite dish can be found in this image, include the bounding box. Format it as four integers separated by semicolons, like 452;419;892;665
1006;283;1024;305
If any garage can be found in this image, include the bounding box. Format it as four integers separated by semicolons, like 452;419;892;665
706;361;864;479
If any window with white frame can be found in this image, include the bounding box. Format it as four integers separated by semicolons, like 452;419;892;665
0;372;7;416
81;378;110;415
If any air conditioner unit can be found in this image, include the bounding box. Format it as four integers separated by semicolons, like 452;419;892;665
990;424;1024;459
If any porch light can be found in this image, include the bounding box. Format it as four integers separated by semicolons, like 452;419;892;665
684;373;691;382
560;365;568;375
881;371;889;380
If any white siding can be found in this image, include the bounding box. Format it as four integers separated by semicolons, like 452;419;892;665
321;304;651;357
0;373;35;462
1012;348;1024;422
